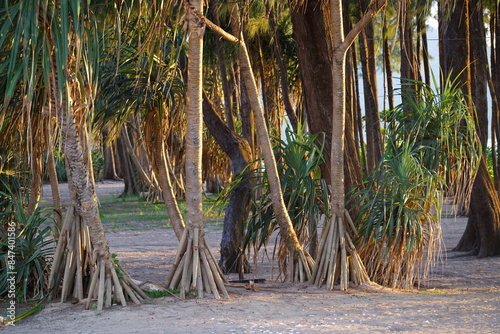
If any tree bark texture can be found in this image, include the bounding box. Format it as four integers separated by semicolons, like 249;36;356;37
455;159;500;257
441;0;500;257
290;0;333;185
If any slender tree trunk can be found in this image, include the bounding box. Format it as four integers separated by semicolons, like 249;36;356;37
268;7;299;132
143;110;186;239
209;1;235;132
240;76;255;154
165;1;228;299
358;0;383;173
399;0;419;102
102;128;119;180
310;0;386;291
231;6;312;281
27;120;43;214
116;126;141;196
382;14;394;111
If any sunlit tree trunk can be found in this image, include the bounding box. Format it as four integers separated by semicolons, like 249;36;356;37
165;1;228;298
311;0;386;291
227;5;313;282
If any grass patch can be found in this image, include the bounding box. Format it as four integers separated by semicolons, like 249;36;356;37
144;288;179;298
99;194;224;232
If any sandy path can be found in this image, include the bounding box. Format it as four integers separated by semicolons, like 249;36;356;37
4;181;499;333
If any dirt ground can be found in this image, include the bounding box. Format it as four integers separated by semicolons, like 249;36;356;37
3;180;500;333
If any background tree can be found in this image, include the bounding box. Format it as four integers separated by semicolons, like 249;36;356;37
440;0;500;257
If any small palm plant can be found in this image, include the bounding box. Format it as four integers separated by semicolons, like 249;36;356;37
0;184;55;302
353;74;481;288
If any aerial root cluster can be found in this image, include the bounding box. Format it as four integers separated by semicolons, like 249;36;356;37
166;227;229;299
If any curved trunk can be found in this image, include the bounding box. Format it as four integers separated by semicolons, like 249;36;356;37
203;92;253;275
455;159;500;257
156;125;186;239
229;5;311;282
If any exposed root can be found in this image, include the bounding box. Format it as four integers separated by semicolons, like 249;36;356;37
311;210;370;290
166;227;229;299
48;206;148;309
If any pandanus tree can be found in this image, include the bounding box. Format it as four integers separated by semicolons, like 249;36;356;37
1;0;147;308
308;0;387;291
190;3;314;282
165;0;229;298
354;76;481;288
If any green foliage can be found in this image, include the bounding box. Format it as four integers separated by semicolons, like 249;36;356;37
92;149;105;182
53;149;68;182
0;185;55;302
353;74;481;288
243;126;330;252
486;147;496;179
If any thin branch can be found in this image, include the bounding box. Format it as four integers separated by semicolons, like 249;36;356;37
340;0;387;53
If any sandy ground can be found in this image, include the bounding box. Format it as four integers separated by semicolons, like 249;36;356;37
2;181;500;333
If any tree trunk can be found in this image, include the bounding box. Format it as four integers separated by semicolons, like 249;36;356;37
268;7;299;132
143;110;186;240
310;0;386;291
45;123;63;235
455;159;500;257
209;1;235;132
228;5;313;282
239;75;255;154
165;1;228;299
290;0;333;185
382;15;395;111
399;0;419;102
49;99;145;308
470;0;489;149
441;0;500;257
358;0;383;173
102;127;119;180
203;92;253;275
115;125;144;196
27;119;43;214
